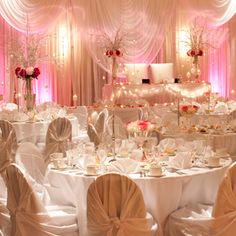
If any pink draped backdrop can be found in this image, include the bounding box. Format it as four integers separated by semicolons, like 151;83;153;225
0;0;235;106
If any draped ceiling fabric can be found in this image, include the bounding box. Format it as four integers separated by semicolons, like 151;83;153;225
0;0;235;105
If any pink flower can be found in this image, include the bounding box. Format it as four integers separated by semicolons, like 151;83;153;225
26;66;34;76
138;121;149;131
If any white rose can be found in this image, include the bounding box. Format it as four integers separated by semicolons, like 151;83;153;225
26;66;34;76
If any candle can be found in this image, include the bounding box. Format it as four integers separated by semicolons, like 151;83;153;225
73;94;77;106
230;90;235;100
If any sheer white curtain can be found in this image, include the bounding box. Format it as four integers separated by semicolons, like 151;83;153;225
81;0;176;73
0;0;235;105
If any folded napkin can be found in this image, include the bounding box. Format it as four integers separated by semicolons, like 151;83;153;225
108;158;140;174
214;102;228;113
169;151;192;169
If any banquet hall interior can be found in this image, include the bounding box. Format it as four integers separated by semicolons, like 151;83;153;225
0;0;236;236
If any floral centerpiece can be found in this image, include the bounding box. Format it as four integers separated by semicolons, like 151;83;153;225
127;120;154;134
184;18;214;81
99;28;125;84
127;120;154;151
15;66;40;111
180;104;199;116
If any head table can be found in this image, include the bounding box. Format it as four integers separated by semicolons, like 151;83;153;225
46;158;231;236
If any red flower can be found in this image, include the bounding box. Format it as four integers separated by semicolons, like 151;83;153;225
15;67;21;77
187;49;203;57
197;49;203;56
181;105;189;112
115;49;121;56
33;67;40;78
19;69;27;79
192;105;199;110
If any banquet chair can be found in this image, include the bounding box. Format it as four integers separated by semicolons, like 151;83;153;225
0;166;10;236
5;163;79;236
15;142;48;185
87;173;158;236
0;120;18;165
165;162;236;236
44;117;72;163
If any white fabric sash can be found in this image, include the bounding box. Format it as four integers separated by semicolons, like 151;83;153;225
44;118;72;163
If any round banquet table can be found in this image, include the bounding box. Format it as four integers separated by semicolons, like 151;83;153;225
46;158;232;236
12;116;79;143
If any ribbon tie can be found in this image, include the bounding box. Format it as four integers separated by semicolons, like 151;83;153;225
110;217;121;229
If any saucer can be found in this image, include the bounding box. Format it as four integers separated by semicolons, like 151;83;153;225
83;172;99;176
50;166;68;170
205;164;222;168
148;173;165;177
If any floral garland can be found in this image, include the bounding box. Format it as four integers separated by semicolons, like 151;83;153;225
15;66;40;80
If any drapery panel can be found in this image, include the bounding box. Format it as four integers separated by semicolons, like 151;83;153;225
0;0;235;105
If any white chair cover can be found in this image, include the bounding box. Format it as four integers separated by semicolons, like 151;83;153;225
0;174;10;236
87;173;158;236
44;117;72;163
5;163;79;236
165;162;236;236
0;120;18;166
16;142;48;185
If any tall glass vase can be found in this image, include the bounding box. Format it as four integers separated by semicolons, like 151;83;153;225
191;55;200;82
24;79;35;111
111;57;118;85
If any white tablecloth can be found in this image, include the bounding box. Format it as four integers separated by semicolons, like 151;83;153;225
12;116;79;143
47;158;231;236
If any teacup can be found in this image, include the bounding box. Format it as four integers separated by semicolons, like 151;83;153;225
86;164;98;175
53;158;66;169
208;157;220;167
149;165;163;176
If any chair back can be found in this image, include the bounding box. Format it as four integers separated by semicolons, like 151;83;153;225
0;120;17;172
16;142;48;185
213;162;236;217
5;164;48;236
87;173;153;236
44;117;72;163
